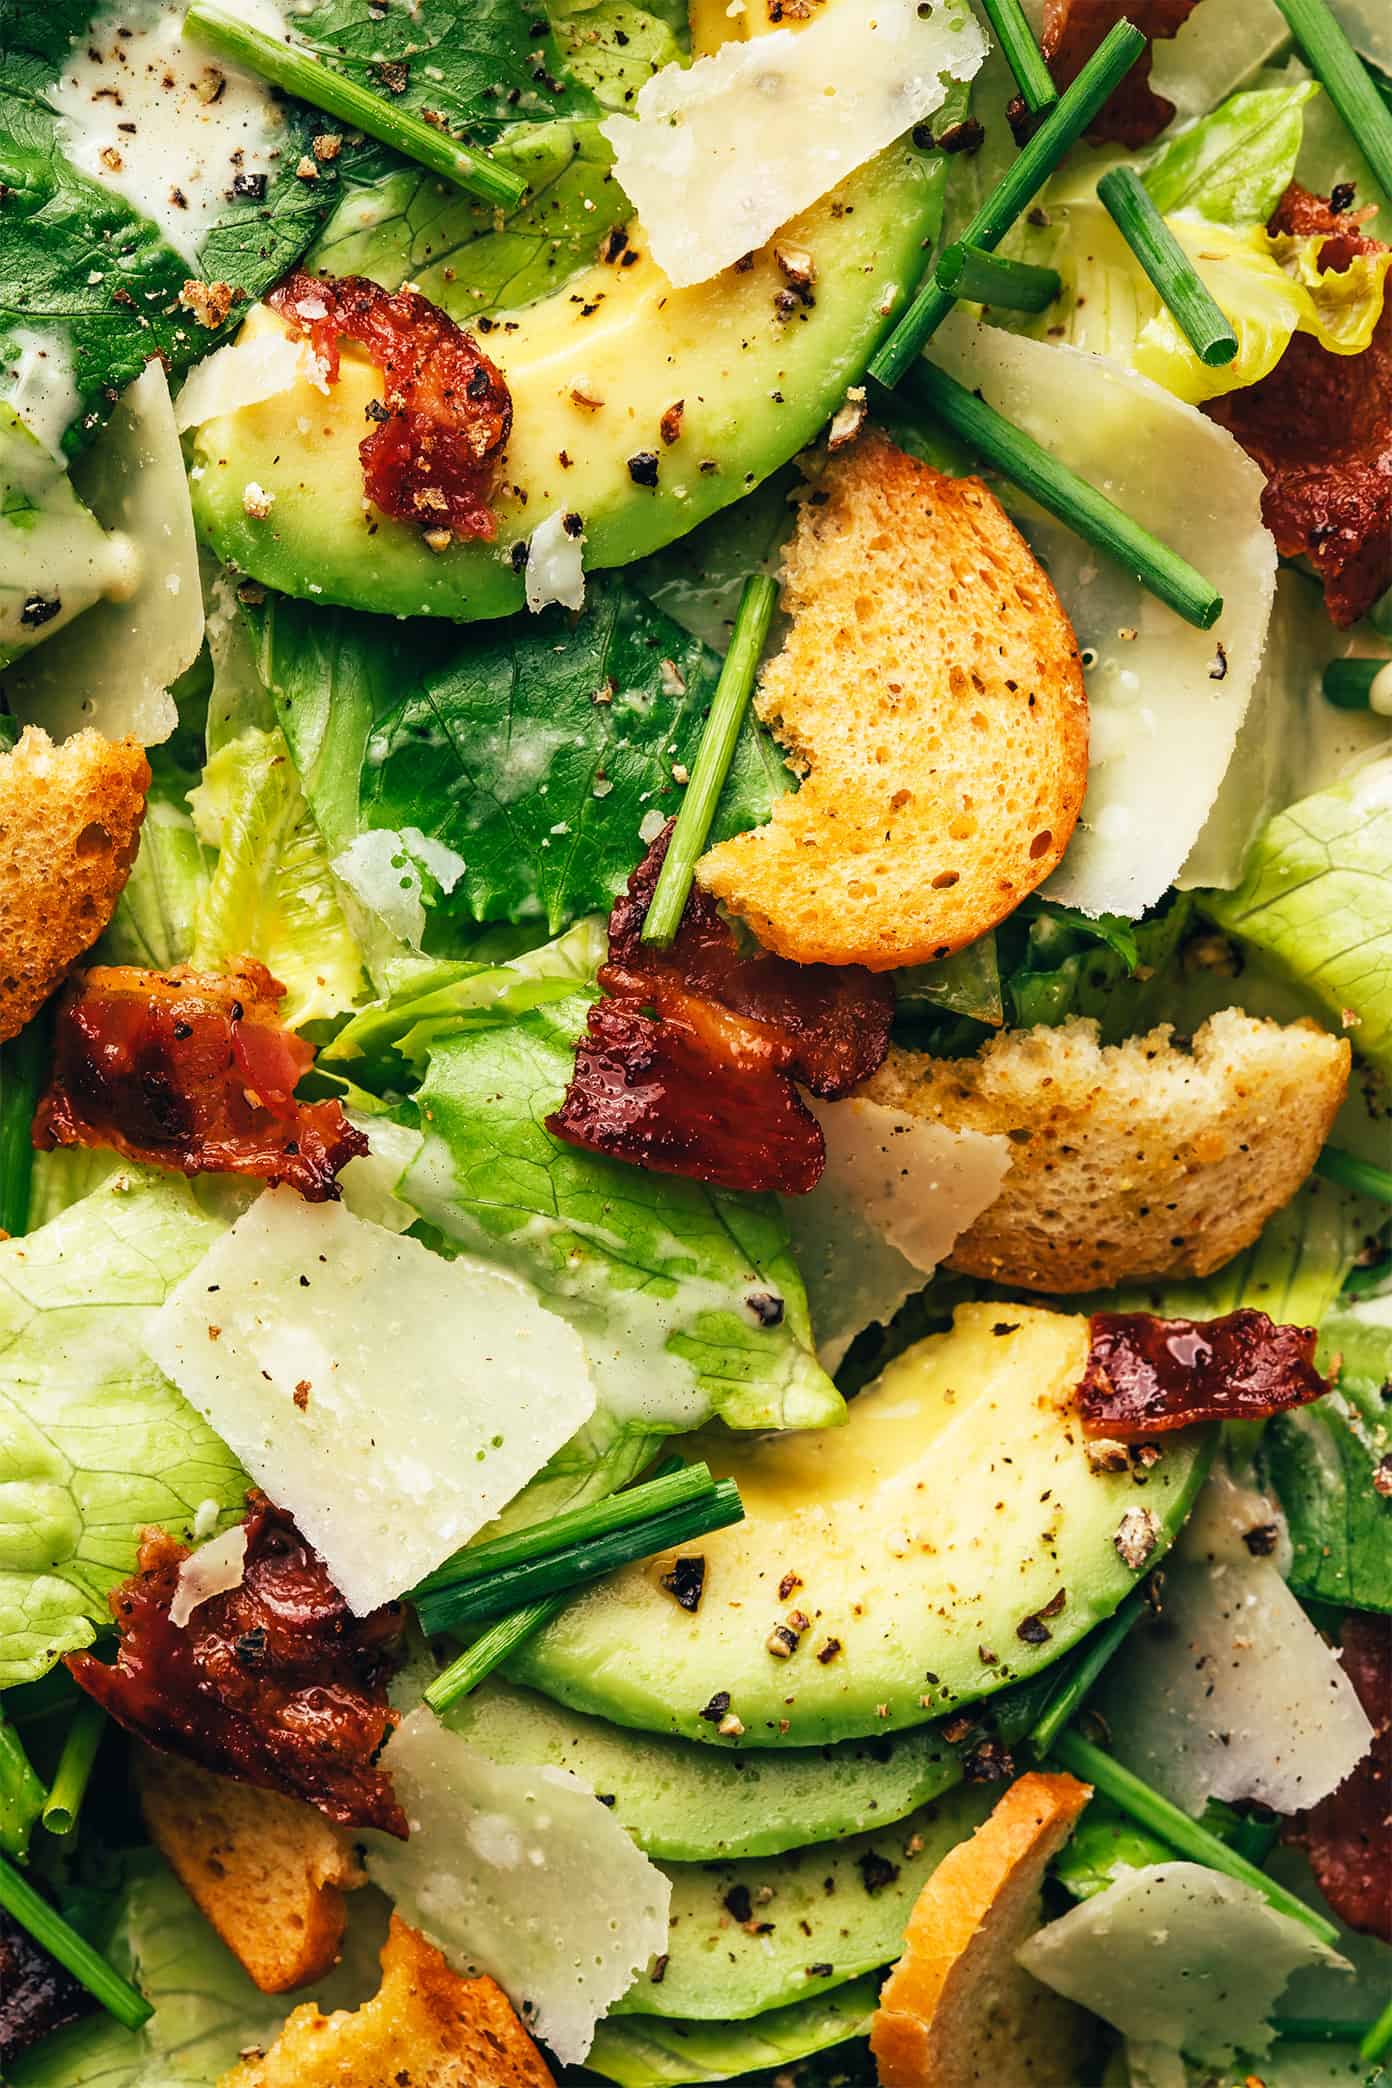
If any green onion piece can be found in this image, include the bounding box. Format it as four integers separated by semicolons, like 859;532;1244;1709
1097;166;1238;367
870;19;1146;384
1323;657;1392;711
1316;1146;1392;1205
0;1016;46;1238
1028;1591;1144;1758
1361;1990;1392;2064
0;1852;152;2030
898;358;1224;630
41;1700;106;1838
0;1721;46;1862
182;3;527;209
935;241;1062;313
413;1461;717;1599
1269;0;1392;206
976;0;1058;114
415;1477;745;1636
1270;2018;1372;2045
641;572;777;947
1048;1729;1342;1947
424;1597;568;1716
1345;1251;1392;1296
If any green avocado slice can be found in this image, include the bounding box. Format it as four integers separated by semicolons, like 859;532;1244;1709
587;1979;876;2088
186;137;945;622
511;1304;1213;1747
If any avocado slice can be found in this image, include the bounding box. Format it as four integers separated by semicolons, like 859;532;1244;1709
511;1304;1213;1746
588;1979;876;2088
186;138;945;622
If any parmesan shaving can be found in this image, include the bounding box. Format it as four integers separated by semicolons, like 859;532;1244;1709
333;827;467;951
169;1523;248;1628
175;333;327;433
601;0;988;288
526;510;587;614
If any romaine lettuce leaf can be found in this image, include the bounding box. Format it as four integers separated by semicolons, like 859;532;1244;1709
0;1171;244;1691
1142;82;1317;226
587;1982;876;2088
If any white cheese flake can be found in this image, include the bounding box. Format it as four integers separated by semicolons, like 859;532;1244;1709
602;0;988;288
333;826;467;951
144;1191;596;1616
169;1524;248;1628
174;333;329;433
526;510;587;614
365;1710;671;2065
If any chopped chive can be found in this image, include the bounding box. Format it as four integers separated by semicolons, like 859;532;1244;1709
424;1597;568;1716
898;358;1223;630
1316;1146;1392;1205
1322;657;1392;711
976;0;1058;115
412;1461;717;1599
182;3;527;210
1097;166;1238;367
1361;1990;1392;2064
1269;0;1392;206
1048;1730;1342;1947
869;19;1146;385
41;1700;106;1838
641;572;777;947
935;241;1061;313
1028;1592;1144;1758
1270;2018;1371;2045
0;1015;46;1238
0;1852;152;2030
0;1720;46;1863
1345;1250;1392;1296
414;1477;745;1635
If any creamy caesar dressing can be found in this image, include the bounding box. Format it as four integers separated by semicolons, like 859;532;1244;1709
1;327;83;459
0;407;138;665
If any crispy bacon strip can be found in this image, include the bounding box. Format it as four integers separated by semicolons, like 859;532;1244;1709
1078;1308;1327;1438
546;823;894;1194
0;1910;93;2066
1285;1611;1390;1940
33;961;368;1203
1041;0;1198;147
67;1496;407;1838
1205;186;1392;627
268;270;511;541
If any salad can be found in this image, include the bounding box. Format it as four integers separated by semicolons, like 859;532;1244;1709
0;0;1389;2079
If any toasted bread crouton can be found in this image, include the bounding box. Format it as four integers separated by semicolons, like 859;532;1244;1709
136;1748;363;1995
0;724;149;1043
870;1771;1094;2088
696;434;1088;971
865;1007;1351;1294
219;1914;555;2088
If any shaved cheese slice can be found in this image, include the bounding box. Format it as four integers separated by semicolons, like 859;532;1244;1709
927;315;1276;919
169;1524;248;1628
365;1709;671;2065
5;362;201;745
601;0;987;288
526;510;587;614
783;1097;1012;1368
175;333;327;433
333;827;468;951
144;1190;596;1616
1017;1863;1350;2065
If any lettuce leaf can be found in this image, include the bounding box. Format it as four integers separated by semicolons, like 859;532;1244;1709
587;1983;876;2088
0;1171;245;1691
1142;82;1317;227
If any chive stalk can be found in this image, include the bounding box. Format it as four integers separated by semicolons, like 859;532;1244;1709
1361;1990;1392;2064
424;1597;568;1716
1322;657;1392;711
935;241;1062;313
869;19;1146;384
1097;167;1238;366
1028;1592;1144;1758
0;1721;45;1862
0;1015;46;1238
1269;2018;1372;2045
0;1852;152;2030
1269;0;1392;206
41;1700;106;1838
898;358;1224;629
182;3;527;209
641;573;777;947
1316;1146;1392;1205
976;0;1057;114
1048;1730;1341;1947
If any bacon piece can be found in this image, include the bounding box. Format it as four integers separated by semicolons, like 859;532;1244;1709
67;1496;407;1838
1285;1611;1390;1940
0;1909;93;2066
546;822;894;1194
33;961;368;1203
1205;186;1392;627
1078;1308;1327;1438
268;270;511;541
1040;0;1198;147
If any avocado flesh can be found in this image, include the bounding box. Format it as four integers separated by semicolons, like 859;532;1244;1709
187;139;944;622
588;1980;877;2088
512;1304;1213;1747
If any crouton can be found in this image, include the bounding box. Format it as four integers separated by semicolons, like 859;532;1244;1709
135;1749;362;1995
865;1008;1350;1293
697;433;1088;971
218;1914;555;2088
870;1771;1094;2088
0;724;149;1043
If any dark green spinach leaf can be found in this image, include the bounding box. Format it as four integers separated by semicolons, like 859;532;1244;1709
1264;1303;1392;1615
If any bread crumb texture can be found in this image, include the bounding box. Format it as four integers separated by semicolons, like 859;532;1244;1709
0;724;149;1042
219;1914;555;2088
871;1770;1094;2088
698;431;1088;970
866;1008;1350;1293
